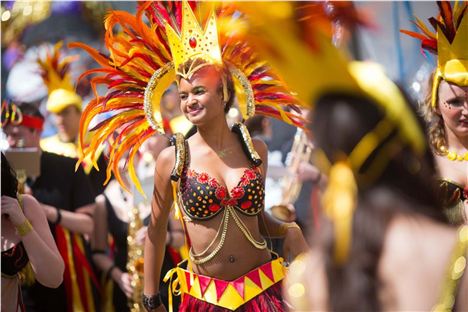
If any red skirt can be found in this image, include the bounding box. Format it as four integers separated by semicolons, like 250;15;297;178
179;282;284;312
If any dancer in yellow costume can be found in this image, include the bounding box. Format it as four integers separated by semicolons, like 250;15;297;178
37;43;107;195
70;2;308;311
402;1;468;225
232;2;468;311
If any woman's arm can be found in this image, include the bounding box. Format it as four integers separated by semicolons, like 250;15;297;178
91;195;133;298
3;195;65;288
252;138;309;258
167;210;185;249
143;146;176;311
41;203;94;235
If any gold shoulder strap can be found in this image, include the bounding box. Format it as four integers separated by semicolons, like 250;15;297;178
231;122;262;167
433;225;468;312
170;133;187;182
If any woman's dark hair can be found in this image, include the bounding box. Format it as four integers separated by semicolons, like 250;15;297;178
310;92;446;312
1;153;18;197
177;58;235;113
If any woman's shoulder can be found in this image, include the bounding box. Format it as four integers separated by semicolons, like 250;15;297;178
380;214;458;284
21;194;40;209
156;145;176;167
153;145;178;183
383;214;457;264
379;215;459;309
20;194;46;221
252;137;268;153
251;137;268;161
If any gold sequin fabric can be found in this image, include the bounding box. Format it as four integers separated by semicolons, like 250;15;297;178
180;167;264;220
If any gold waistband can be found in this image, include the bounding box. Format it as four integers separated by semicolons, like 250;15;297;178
163;257;286;311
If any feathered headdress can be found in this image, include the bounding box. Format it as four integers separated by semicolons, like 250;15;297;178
37;42;82;114
401;1;468;107
69;1;303;193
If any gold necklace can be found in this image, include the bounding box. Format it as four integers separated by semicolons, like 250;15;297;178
440;146;468;161
216;146;233;159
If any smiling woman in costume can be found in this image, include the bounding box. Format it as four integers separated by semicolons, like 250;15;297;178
71;1;308;311
402;1;468;224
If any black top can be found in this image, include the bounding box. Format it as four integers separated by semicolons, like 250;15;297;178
89;153;108;196
22;151;96;312
1;242;29;277
29;151;94;214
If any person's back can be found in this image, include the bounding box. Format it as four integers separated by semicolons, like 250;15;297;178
285;64;467;311
286;214;468;311
380;214;467;311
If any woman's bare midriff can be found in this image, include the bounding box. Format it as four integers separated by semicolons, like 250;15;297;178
185;211;272;280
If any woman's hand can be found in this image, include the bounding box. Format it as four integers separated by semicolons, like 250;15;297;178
113;270;134;298
1;195;27;226
283;226;309;260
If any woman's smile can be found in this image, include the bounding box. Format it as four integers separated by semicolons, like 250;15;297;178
187;105;204;116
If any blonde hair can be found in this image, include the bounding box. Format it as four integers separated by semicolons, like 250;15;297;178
420;71;447;156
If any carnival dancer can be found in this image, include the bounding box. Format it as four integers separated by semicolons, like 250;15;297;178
402;1;468;225
70;1;308;311
37;43;108;196
2;102;100;312
232;2;468;310
1;153;64;312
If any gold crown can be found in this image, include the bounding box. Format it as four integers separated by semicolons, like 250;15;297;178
401;2;467;107
431;9;468;108
436;8;468;85
165;1;222;77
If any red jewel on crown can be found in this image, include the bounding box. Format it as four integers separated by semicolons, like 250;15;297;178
189;37;197;48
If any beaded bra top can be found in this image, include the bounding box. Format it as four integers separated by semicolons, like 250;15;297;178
180;166;264;221
173;127;268;265
1;242;29;278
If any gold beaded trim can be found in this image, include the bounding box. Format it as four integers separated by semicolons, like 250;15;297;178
228;65;255;120
170;133;187;182
189;205;267;265
232;122;262;166
143;62;175;133
439;146;468;162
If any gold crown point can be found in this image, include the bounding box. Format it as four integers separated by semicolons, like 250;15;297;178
165;0;222;74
